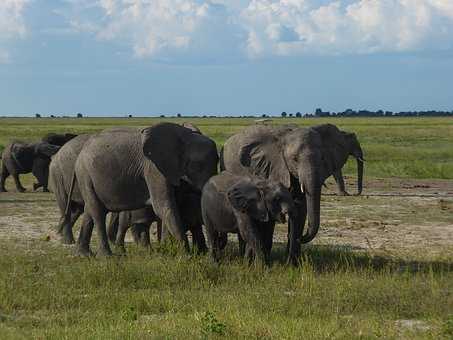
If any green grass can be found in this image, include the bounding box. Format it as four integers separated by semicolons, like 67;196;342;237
1;117;453;179
0;242;452;339
1;116;453;338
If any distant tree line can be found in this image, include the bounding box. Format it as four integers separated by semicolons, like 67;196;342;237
304;108;453;118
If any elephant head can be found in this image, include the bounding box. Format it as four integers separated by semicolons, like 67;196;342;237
238;125;323;244
141;122;218;191
260;180;295;224
341;131;364;195
227;179;269;222
312;124;364;195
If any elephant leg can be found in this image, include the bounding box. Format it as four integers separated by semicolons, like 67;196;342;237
333;170;348;196
287;198;305;266
238;233;246;257
0;163;9;192
190;225;207;254
115;214;130;253
218;232;228;251
75;214;94;257
58;206;82;244
107;212;120;243
82;184;112;256
260;221;275;263
147;182;189;251
156;219;163;242
133;223;151;248
204;222;220;262
12;171;26;192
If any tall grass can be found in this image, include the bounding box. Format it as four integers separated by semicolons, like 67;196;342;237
0;242;452;339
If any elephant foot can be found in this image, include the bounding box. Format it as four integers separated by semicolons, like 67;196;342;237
61;234;75;245
18;187;26;193
75;245;94;257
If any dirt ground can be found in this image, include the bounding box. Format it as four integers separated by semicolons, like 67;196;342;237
1;176;452;261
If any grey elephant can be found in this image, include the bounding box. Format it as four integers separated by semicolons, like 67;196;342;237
42;133;78;146
48;134;91;244
201;171;294;264
311;124;364;196
221;124;324;265
31;133;78;192
67;123;218;256
107;180;207;253
0;141;61;192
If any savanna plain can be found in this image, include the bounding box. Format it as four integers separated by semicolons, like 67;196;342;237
0;117;452;339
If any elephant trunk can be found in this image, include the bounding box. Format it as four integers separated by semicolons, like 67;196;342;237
356;157;364;195
300;170;321;244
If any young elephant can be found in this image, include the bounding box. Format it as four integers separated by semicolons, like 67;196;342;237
201;172;294;264
107;180;207;253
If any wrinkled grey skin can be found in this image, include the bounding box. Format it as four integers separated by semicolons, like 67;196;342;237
48;134;91;244
201;172;294;265
311;124;364;196
32;133;78;192
69;123;218;256
0;141;61;192
107;180;207;253
221;125;323;265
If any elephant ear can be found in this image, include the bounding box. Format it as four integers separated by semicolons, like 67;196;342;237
227;181;251;213
141;123;187;186
239;137;290;188
35;143;61;157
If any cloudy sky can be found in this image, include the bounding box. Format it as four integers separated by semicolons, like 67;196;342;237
1;0;453;116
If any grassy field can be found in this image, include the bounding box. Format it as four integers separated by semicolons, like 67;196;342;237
0;117;452;339
1;116;453;179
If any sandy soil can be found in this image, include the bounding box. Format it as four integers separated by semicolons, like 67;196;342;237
1;176;452;260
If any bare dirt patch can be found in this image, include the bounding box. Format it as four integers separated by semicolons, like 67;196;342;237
1;177;452;260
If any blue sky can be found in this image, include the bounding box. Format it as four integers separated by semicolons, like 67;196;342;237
1;0;453;116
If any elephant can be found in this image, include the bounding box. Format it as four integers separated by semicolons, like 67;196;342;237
221;124;324;265
201;171;294;264
311;124;364;196
68;122;218;256
48;134;92;244
0;141;61;192
31;133;78;192
107;180;207;253
42;133;78;146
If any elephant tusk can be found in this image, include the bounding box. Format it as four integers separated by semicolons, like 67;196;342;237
357;157;365;162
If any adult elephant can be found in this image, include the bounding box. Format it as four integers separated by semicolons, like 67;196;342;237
311;124;364;196
0;141;61;192
221;124;323;265
68;123;218;256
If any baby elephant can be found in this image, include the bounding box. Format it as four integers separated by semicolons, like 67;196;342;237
201;172;294;265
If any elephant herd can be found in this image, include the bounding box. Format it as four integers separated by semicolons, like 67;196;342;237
0;122;364;265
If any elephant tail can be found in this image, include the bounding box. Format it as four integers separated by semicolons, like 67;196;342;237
64;171;77;219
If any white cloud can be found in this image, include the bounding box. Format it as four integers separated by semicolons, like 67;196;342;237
0;0;29;63
65;0;453;61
